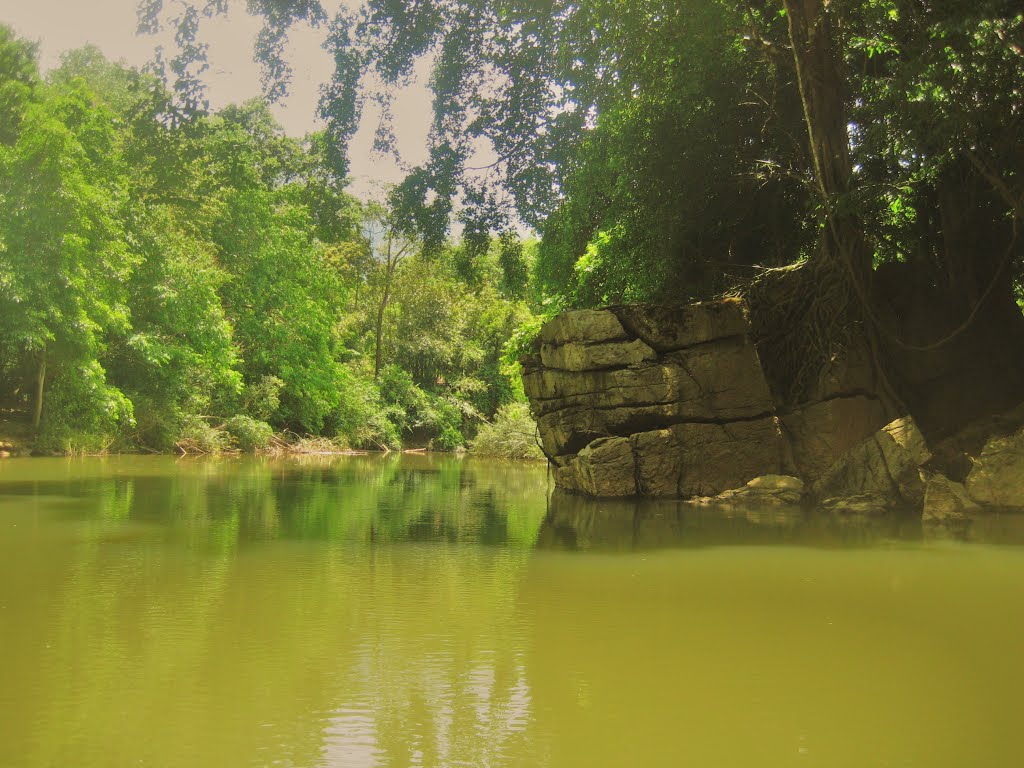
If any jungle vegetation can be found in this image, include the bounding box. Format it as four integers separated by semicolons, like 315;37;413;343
1;0;1022;451
0;27;537;453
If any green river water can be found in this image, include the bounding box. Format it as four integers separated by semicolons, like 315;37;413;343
1;455;1023;767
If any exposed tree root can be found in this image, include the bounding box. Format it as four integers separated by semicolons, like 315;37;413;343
740;257;860;406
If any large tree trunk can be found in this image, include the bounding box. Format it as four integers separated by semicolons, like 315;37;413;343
768;0;1024;453
783;0;871;281
748;0;882;408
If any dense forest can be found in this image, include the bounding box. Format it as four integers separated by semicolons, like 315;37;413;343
0;25;541;454
1;0;1022;453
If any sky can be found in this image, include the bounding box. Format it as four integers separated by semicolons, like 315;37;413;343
0;0;432;197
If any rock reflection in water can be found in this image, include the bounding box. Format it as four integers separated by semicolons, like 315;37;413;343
537;490;930;551
924;509;1024;545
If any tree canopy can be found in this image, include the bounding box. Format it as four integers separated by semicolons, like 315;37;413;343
136;0;1022;303
0;26;537;453
2;0;1022;451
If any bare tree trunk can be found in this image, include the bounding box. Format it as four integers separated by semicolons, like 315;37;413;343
32;347;46;430
374;264;393;380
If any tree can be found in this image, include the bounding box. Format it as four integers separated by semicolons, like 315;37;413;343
0;51;137;447
362;200;418;378
752;0;1024;430
0;25;38;144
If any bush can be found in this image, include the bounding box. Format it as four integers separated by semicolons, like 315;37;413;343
225;414;274;452
469;402;544;460
425;395;465;451
377;365;466;450
330;364;402;450
176;415;230;454
36;361;135;454
243;375;284;421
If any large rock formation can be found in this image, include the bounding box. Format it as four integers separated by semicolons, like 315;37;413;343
524;300;1024;517
807;416;936;516
964;425;1024;509
523;300;891;498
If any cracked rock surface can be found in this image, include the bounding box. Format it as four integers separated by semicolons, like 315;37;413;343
965;425;1024;508
523;299;890;498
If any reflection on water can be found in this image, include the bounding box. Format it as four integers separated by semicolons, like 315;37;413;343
0;456;545;768
540;489;1024;550
1;456;1023;767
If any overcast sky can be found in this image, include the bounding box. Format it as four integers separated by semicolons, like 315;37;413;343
0;0;432;196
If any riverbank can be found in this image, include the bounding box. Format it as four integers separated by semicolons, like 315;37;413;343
0;413;32;457
0;399;544;461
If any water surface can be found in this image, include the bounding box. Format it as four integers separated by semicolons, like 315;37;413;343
1;455;1022;767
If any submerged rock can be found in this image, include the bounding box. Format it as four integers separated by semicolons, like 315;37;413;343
820;493;897;517
695;474;805;506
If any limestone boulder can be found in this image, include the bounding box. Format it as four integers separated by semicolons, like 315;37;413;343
556;437;637;497
781;395;889;481
965;425;1024;508
556;417;790;499
538;309;628;346
811;416;931;510
527;338;773;416
632;418;790;498
530;337;776;460
525;300;894;502
611;300;749;352
922;473;980;522
539;338;656;372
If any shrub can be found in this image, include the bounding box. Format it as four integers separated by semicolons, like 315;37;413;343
469;402;544;460
330;364;401;450
425;395;465;451
243;375;284;421
36;361;135;454
176;415;229;454
225;414;273;452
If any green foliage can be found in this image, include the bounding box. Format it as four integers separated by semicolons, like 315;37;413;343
36;360;135;454
183;0;1023;330
0;26;542;454
375;365;463;450
243;375;285;421
225;415;274;452
497;232;529;300
331;364;401;450
176;415;230;455
470;403;543;461
0;25;38;145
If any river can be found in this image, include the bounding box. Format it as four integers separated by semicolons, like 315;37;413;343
1;455;1022;767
